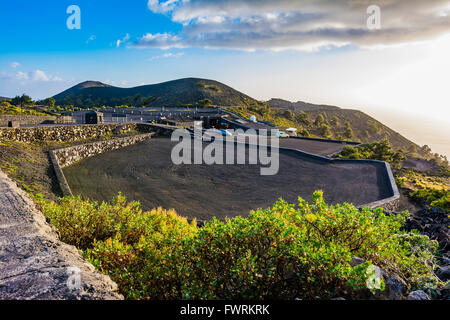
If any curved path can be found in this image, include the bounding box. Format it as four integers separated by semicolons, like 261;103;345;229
0;170;122;300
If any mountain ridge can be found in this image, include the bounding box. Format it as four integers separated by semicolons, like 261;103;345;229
52;78;255;107
51;77;421;152
267;98;341;112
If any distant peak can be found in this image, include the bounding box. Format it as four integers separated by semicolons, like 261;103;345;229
74;81;112;89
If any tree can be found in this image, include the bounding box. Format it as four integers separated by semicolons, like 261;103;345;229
407;144;417;156
314;114;325;127
133;94;142;107
330;116;339;126
421;145;432;155
197;99;213;108
335;139;405;169
283;109;294;121
300;129;310;137
344;121;353;139
11;94;34;107
44;97;55;108
296;111;309;125
367;120;380;135
318;124;331;138
143;96;157;107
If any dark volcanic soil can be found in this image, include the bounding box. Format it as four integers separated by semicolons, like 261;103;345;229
0;140;61;200
278;138;348;156
63;137;392;221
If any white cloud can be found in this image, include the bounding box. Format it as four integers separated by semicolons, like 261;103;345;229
136;33;184;49
116;33;131;47
9;62;20;68
31;70;50;81
149;51;185;61
86;35;96;44
0;70;62;83
139;0;450;51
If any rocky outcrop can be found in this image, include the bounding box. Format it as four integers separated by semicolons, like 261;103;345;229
407;290;430;300
0;170;123;300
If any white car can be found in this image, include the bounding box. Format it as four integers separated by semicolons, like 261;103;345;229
278;131;290;138
219;129;233;136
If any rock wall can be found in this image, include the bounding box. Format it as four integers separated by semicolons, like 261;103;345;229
0;114;73;127
52;133;153;168
50;133;153;196
0;123;146;142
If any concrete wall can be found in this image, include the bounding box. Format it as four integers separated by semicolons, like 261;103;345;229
278;147;400;211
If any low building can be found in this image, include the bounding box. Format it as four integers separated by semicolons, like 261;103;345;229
85;111;104;124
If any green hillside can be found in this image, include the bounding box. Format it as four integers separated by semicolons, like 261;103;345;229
52;78;255;108
228;101;422;155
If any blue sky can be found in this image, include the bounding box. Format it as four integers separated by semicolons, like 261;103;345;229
1;0;450;155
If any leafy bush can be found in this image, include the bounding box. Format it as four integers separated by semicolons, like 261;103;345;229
40;194;196;250
40;192;438;300
410;188;450;211
334;139;405;169
318;124;331;138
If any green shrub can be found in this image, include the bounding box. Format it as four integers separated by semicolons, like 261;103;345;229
334;139;405;169
410;188;450;211
39;192;438;300
40;194;196;250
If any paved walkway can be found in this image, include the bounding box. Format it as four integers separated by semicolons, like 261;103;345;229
0;170;122;300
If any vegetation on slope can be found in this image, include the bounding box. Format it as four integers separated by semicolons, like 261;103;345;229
47;77;432;157
0;131;140;201
333;139;406;169
38;191;440;300
226;100;422;155
334;139;449;215
0;100;49;116
52;78;255;108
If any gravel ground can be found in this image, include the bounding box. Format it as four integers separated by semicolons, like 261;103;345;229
64;137;392;221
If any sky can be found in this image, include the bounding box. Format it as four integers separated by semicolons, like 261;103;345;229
0;0;449;156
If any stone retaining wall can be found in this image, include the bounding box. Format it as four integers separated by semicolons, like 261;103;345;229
52;133;153;168
50;133;154;196
0;123;144;142
0;114;73;127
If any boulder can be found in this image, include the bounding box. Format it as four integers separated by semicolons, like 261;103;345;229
349;256;365;267
381;272;407;300
436;265;450;282
407;290;430;300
